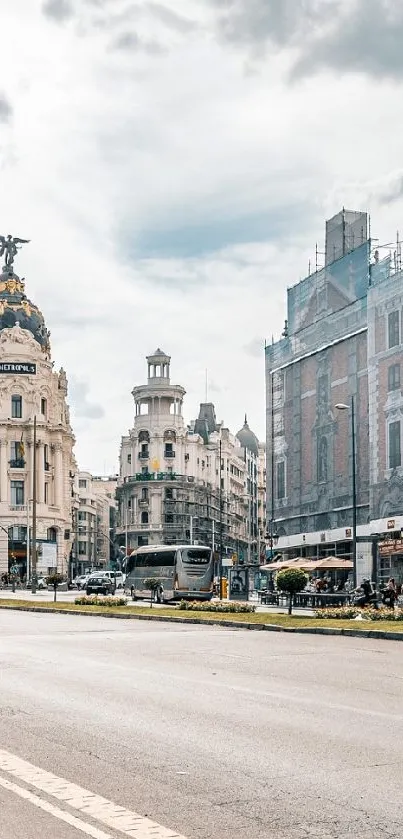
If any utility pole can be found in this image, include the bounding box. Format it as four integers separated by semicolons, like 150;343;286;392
31;416;37;594
219;438;223;599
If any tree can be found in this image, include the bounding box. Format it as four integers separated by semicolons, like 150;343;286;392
143;577;162;609
46;572;65;603
276;568;307;615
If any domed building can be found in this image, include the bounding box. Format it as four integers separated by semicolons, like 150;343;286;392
0;244;76;581
236;416;266;564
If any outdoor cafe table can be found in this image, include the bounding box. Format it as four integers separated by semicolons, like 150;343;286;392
294;591;351;608
258;590;351;608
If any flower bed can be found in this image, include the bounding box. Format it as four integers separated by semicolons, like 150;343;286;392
315;606;403;621
74;595;127;607
177;600;256;613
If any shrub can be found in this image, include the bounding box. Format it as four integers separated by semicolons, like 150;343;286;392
177;600;256;613
74;595;127;607
276;568;307;615
315;606;360;620
315;606;403;622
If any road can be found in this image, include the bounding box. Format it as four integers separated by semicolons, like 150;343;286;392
0;611;402;839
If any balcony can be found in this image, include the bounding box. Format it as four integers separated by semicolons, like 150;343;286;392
9;459;25;469
124;472;178;483
9;505;26;512
164;450;175;459
138;451;149;460
138;498;149;506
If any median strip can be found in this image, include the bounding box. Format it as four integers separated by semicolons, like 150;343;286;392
1;599;403;639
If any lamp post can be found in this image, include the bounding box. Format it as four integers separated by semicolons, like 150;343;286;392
335;397;357;588
265;524;279;561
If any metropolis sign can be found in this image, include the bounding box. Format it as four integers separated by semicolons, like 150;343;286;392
0;362;36;374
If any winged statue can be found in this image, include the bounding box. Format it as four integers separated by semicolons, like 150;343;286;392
0;234;30;269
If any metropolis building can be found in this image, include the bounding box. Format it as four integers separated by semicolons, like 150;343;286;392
0;242;76;579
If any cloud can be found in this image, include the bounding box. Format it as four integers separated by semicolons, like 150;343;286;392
42;0;74;23
147;3;199;34
111;31;166;55
69;378;105;420
213;0;337;52
243;337;264;358
213;0;403;82
293;0;403;81
0;93;12;123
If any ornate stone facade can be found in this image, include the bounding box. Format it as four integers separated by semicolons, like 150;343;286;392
0;262;76;579
116;350;262;565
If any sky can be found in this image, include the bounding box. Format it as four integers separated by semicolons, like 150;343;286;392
2;0;403;474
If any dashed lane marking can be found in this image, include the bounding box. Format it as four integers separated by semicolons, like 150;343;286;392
0;749;188;839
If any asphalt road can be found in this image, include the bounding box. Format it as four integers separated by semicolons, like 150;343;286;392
0;611;402;839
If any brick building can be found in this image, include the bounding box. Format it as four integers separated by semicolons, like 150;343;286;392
266;209;403;585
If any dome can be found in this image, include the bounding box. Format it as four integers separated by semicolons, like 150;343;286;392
0;267;50;354
236;415;259;456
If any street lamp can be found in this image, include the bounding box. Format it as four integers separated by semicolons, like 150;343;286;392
335;398;357;588
265;525;279;561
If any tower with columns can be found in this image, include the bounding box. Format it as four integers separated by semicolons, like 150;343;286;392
0;252;76;579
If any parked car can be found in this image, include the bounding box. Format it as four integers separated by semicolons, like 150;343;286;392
85;576;115;596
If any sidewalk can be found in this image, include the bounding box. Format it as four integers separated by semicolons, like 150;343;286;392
0;588;315;615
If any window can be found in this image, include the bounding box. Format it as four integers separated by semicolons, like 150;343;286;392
389;421;401;469
141;511;149;524
10;441;24;467
78;541;87;555
165;513;174;524
276;461;286;500
78;511;87;521
388;311;400;348
164;443;174;458
41;397;47;416
44;444;50;471
10;480;24;506
47;527;57;542
140;443;149;459
127;453;131;464
388;364;401;392
165;487;174;500
141;487;148;501
11;395;22;418
79;479;87;489
44;483;49;503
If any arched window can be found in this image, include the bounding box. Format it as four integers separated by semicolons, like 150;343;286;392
47;527;57;543
163;430;176;442
138;430;150;443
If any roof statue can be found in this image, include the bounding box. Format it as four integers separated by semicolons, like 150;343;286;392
0;234;30;270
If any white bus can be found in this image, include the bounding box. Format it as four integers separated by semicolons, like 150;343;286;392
125;544;214;603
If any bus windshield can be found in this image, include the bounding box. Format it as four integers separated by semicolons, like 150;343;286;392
181;548;211;565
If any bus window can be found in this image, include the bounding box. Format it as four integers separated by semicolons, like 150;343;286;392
182;548;211;565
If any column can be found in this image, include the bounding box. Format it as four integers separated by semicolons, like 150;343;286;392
0;441;8;503
38;443;45;504
54;445;63;508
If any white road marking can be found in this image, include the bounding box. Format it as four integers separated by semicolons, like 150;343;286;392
0;749;188;839
0;774;112;839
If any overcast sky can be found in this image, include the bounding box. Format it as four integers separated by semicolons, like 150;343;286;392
1;0;403;474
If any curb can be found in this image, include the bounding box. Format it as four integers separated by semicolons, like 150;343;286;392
1;603;403;641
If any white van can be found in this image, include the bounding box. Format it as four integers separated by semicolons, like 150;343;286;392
102;571;125;589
